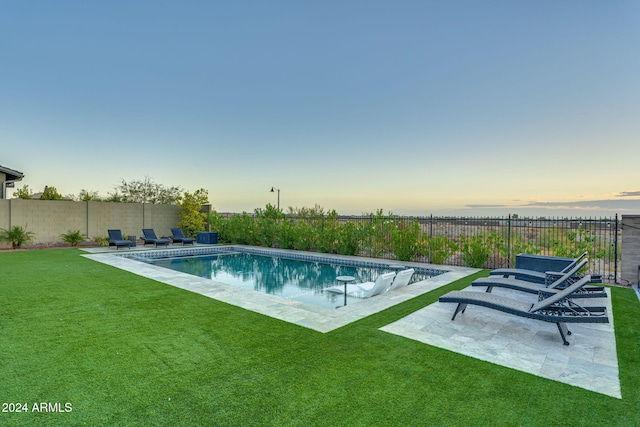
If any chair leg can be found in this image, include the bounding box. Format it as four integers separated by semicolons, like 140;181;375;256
556;322;571;345
485;286;493;293
452;303;467;320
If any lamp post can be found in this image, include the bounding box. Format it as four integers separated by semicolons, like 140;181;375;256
270;187;280;210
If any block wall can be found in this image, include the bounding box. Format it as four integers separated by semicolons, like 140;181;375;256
10;200;86;243
0;200;9;232
0;200;181;247
621;215;640;285
142;203;182;237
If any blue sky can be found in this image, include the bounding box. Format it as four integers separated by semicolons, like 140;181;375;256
2;1;639;217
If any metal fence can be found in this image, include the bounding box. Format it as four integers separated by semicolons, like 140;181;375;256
214;213;620;284
339;214;619;283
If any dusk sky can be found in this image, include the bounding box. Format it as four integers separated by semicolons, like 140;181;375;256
2;1;639;217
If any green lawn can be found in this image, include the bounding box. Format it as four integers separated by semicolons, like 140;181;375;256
1;249;639;426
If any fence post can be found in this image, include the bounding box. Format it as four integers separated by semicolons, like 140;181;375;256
614;214;619;284
429;214;433;238
507;214;512;268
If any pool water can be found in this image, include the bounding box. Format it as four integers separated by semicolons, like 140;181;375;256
141;251;433;309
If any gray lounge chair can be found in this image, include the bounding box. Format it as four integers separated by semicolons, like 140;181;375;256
107;229;134;250
171;228;196;245
439;275;608;345
489;252;588;284
141;229;170;248
472;259;606;298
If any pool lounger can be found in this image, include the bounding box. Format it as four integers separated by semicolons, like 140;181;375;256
439;275;608;345
472;259;606;298
325;272;396;298
489;252;587;284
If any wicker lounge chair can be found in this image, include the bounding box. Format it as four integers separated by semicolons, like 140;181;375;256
439;275;608;345
387;268;415;291
472;259;606;299
141;229;170;248
489;252;588;284
326;272;396;298
107;229;134;250
171;228;196;245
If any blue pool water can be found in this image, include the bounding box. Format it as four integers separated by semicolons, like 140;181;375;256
129;248;440;309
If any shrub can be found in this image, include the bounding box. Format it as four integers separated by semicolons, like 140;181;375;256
392;220;423;261
61;230;86;247
178;189;209;237
93;236;110;247
336;221;360;256
314;211;340;254
426;235;458;265
255;204;284;248
551;226;596;259
0;226;35;249
459;233;492;268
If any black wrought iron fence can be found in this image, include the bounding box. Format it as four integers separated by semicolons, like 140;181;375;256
211;212;620;283
340;215;619;282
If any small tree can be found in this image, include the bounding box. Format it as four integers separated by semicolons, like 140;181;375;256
77;189;102;201
0;226;35;249
115;177;183;204
178;189;209;237
14;185;34;199
40;186;64;200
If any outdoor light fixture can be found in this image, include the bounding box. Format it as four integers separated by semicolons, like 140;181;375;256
270;187;280;210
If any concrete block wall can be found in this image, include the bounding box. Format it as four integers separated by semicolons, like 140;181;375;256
142;203;182;237
88;202;144;240
621;215;640;285
10;200;86;243
0;200;181;247
0;200;9;231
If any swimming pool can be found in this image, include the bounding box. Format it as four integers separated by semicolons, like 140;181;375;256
125;246;444;309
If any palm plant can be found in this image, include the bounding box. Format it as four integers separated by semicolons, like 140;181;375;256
61;230;86;247
0;226;35;249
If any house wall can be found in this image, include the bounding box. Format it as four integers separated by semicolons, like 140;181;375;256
0;172;6;199
0;199;181;247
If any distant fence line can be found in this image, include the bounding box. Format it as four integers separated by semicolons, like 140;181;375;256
213;212;624;284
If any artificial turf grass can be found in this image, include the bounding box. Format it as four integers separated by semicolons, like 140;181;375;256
1;249;639;426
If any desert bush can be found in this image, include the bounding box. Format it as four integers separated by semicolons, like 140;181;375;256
459;233;492;268
93;236;110;247
392;220;423;261
426;235;458;265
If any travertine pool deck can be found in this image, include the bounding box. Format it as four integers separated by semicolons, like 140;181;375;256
381;285;620;398
83;245;621;399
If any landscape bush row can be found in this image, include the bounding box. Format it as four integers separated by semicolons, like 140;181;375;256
207;205;613;268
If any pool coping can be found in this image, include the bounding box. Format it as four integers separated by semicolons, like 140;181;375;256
82;245;478;333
